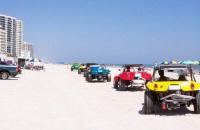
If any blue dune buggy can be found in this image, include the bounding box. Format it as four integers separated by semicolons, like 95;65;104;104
85;64;111;82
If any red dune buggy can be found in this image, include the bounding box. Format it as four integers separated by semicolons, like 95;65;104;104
113;64;152;91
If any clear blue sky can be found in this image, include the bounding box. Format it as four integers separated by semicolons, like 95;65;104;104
1;0;200;64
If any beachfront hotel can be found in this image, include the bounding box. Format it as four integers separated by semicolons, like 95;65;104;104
0;14;23;57
0;25;6;54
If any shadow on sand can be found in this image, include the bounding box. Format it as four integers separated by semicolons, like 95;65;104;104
1;78;18;81
139;103;194;116
113;87;146;92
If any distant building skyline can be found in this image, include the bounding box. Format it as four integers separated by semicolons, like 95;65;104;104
0;14;23;57
0;14;34;59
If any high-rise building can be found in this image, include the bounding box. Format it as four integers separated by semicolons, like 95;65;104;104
21;42;34;59
0;25;6;54
16;20;23;57
0;14;23;57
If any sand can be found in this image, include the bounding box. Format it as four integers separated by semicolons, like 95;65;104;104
0;64;200;130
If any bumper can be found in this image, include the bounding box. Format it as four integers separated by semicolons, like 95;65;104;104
92;74;108;79
132;80;145;87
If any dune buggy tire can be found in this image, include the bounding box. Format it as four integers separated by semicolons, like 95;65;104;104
78;70;81;74
117;80;126;91
144;90;154;114
194;91;200;114
107;74;111;82
71;68;73;71
113;81;118;89
0;72;9;80
87;74;92;82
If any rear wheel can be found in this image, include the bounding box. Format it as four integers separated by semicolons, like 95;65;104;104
78;69;81;74
87;74;92;82
107;74;111;82
194;91;200;114
118;80;126;91
144;90;154;114
113;81;118;89
0;72;9;80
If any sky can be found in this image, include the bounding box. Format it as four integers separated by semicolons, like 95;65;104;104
1;0;200;64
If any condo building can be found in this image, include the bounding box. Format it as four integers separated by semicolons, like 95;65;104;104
0;14;23;57
0;25;6;54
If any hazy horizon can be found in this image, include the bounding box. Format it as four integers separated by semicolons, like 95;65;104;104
1;0;200;64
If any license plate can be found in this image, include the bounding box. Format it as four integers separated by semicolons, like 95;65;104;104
169;85;181;90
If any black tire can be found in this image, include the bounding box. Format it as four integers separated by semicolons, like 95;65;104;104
71;68;73;71
144;90;154;114
113;81;118;89
87;74;92;82
117;80;126;91
78;69;81;74
0;72;9;80
107;74;111;82
194;91;200;114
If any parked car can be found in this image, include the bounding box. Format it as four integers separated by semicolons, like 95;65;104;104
0;62;18;79
71;63;80;71
113;64;152;91
85;64;111;82
78;64;86;74
144;64;200;114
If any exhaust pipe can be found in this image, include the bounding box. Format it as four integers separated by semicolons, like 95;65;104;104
161;94;195;102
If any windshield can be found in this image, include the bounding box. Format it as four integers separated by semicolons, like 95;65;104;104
122;66;143;72
153;68;193;81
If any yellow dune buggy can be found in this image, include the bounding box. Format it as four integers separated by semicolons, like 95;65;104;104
78;64;86;74
144;64;200;114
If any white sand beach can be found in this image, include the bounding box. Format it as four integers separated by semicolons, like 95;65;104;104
0;64;200;130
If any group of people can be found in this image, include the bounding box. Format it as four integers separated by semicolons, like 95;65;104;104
157;70;187;81
124;65;187;81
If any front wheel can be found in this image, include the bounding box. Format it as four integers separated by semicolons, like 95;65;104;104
144;90;154;114
78;69;81;74
194;91;200;114
0;72;9;80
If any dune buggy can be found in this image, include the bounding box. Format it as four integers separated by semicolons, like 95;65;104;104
78;64;86;74
71;63;80;71
113;64;152;91
85;64;111;82
144;64;200;114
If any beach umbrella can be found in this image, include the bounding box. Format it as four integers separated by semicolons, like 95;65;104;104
193;60;200;65
160;61;168;65
169;60;178;64
181;60;195;65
